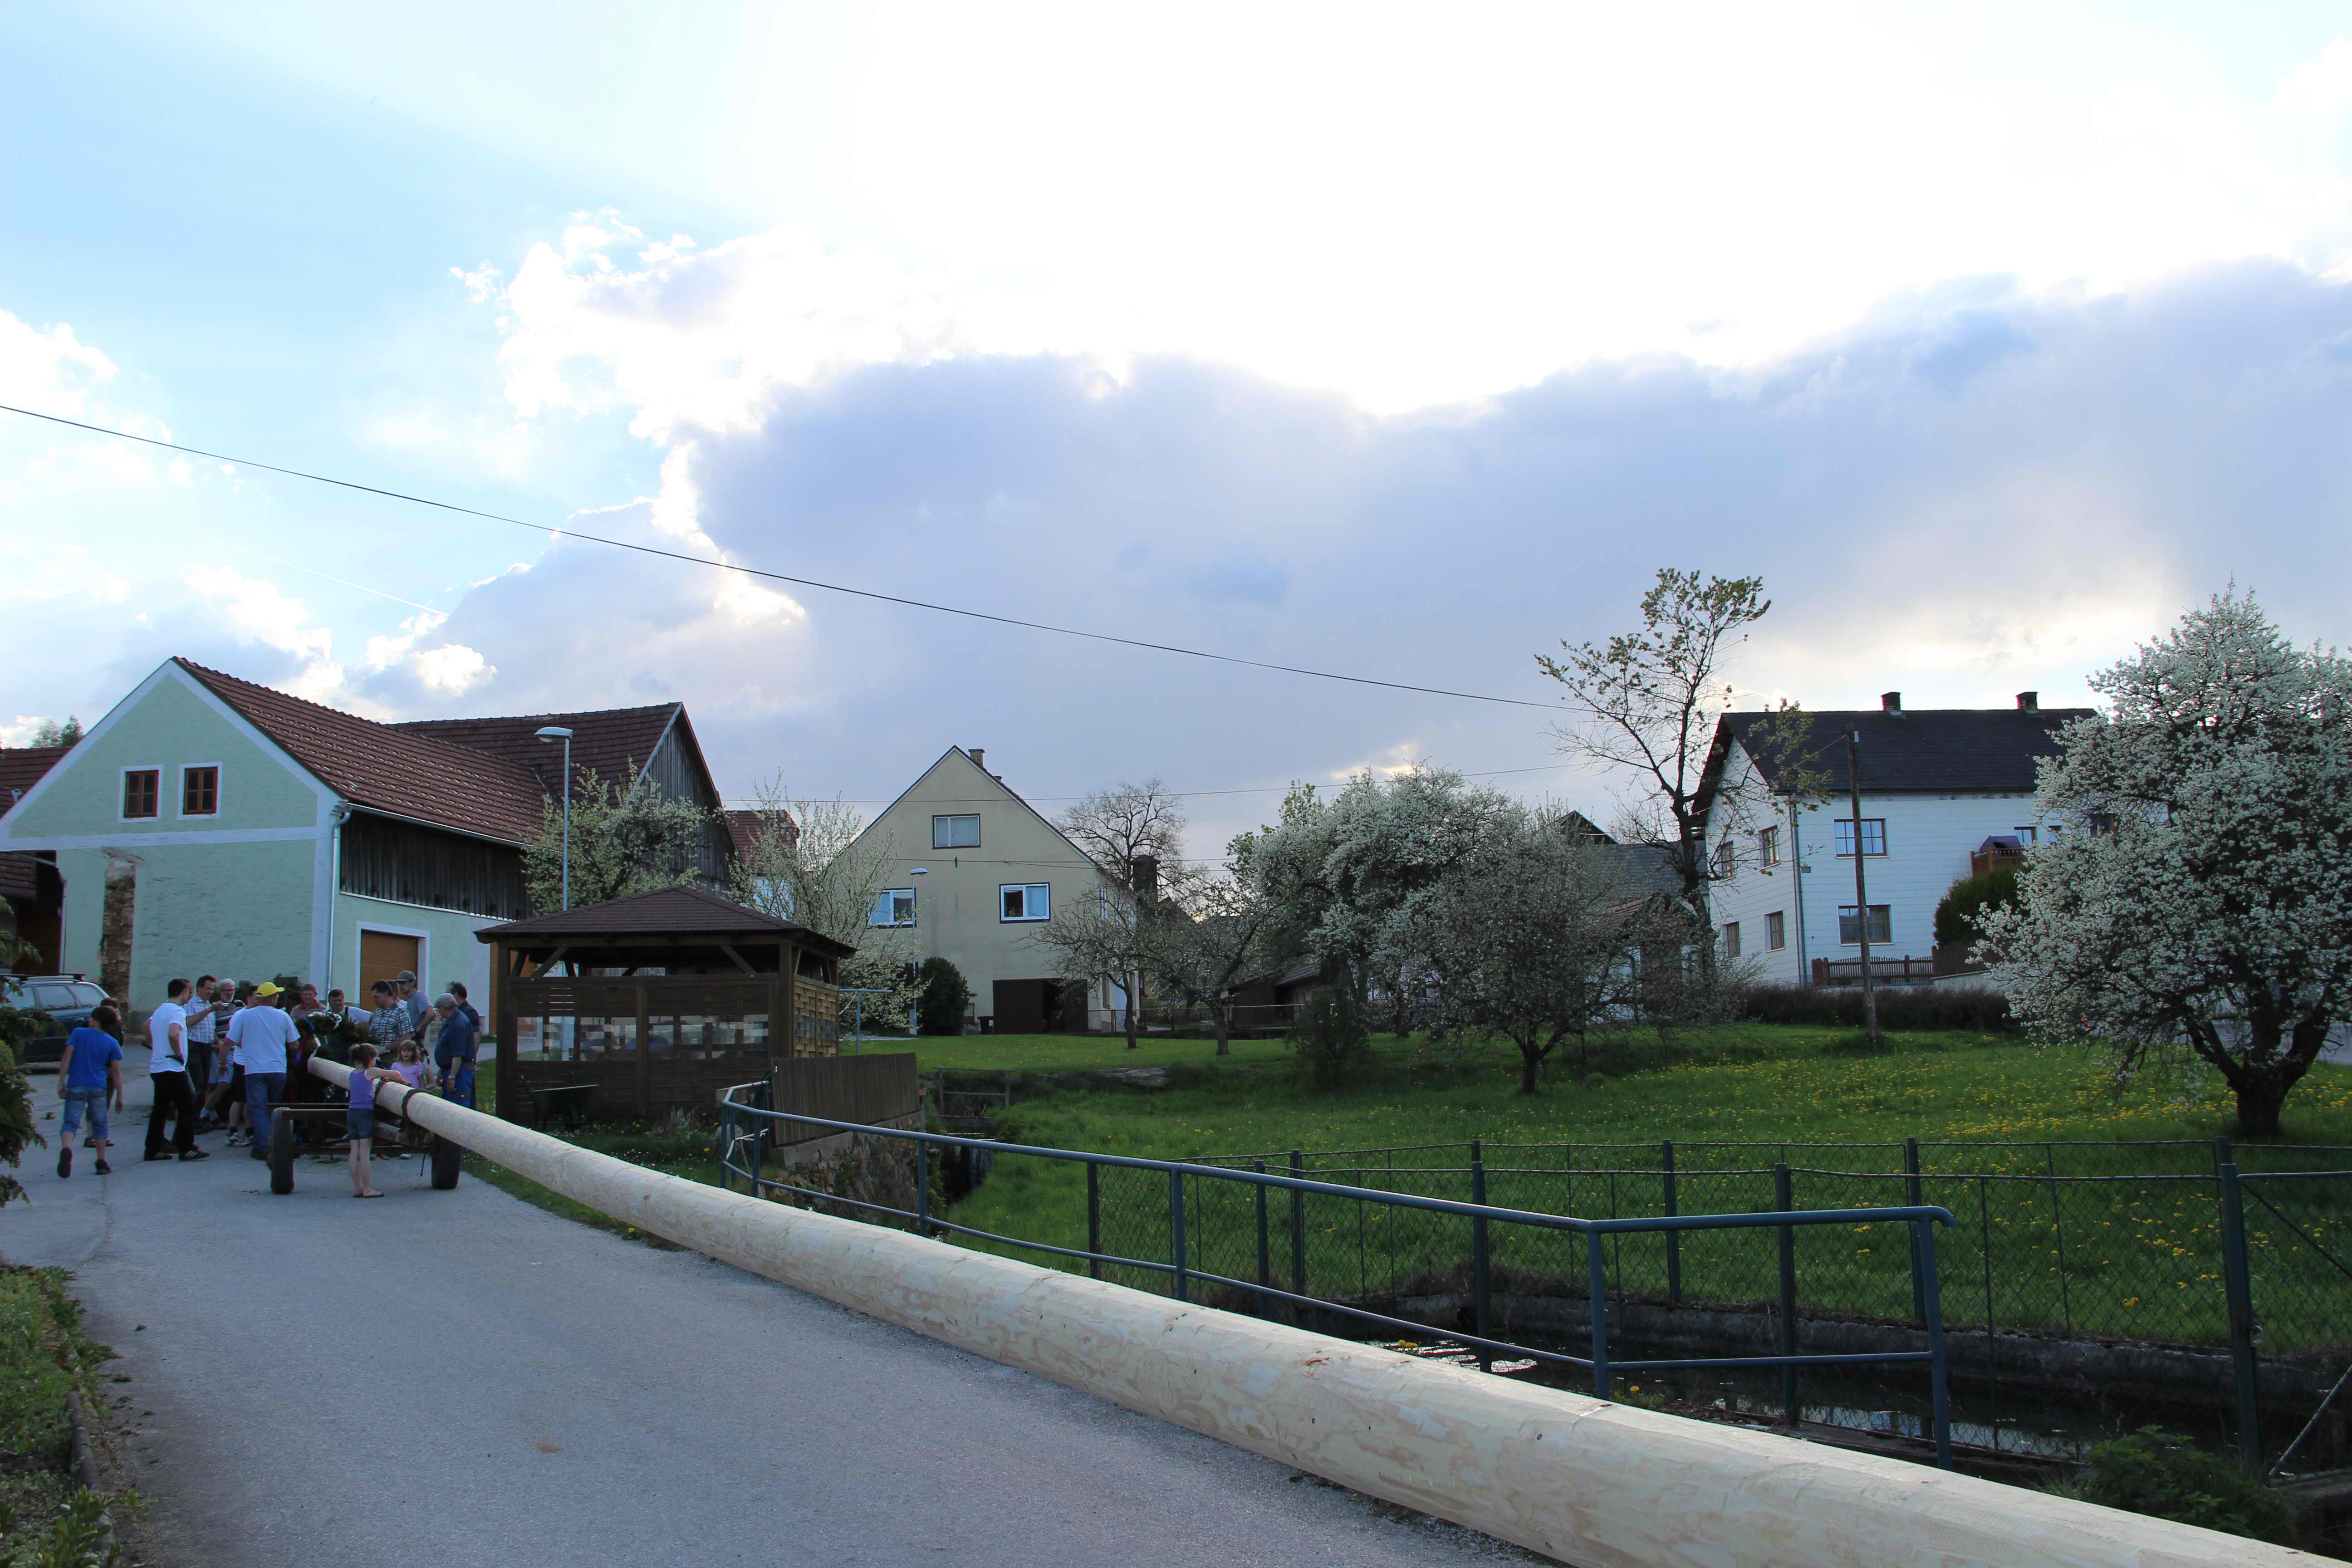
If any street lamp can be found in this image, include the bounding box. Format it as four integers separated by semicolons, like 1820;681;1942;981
535;726;574;911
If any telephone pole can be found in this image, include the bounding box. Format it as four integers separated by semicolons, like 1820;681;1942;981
1848;729;1879;1047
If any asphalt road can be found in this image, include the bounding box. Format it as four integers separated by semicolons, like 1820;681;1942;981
10;1054;1530;1568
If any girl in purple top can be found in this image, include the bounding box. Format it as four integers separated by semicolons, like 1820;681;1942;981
345;1043;405;1199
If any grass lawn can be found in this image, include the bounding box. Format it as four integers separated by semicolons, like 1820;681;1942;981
866;1031;1310;1073
0;1264;119;1558
943;1027;2352;1352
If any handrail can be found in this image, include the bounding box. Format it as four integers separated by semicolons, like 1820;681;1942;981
717;1079;1958;1467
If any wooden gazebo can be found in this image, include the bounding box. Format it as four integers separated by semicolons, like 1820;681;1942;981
481;885;856;1123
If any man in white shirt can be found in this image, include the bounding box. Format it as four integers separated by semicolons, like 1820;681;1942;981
228;982;300;1162
143;978;207;1161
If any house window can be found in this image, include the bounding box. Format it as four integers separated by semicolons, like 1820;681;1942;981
1721;921;1741;957
122;769;159;819
1711;841;1734;875
1833;818;1886;857
1838;904;1892;945
1759;826;1780;867
1767;911;1786;950
871;889;916;927
932;814;981;849
2014;825;2038;845
1000;883;1051;922
181;765;219;816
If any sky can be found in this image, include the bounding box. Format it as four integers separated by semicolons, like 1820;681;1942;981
4;1;2351;854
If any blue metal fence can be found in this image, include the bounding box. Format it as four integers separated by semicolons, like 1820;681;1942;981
716;1080;1961;1467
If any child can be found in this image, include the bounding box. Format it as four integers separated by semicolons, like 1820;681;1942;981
344;1043;405;1200
55;1005;125;1177
387;1040;432;1090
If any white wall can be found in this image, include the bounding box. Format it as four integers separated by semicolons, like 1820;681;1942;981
1707;742;2044;984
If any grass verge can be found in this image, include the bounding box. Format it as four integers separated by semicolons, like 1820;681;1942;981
0;1263;122;1558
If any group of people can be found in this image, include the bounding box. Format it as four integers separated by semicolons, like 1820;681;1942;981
54;966;480;1196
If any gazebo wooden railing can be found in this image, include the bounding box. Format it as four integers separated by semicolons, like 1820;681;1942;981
479;885;858;1124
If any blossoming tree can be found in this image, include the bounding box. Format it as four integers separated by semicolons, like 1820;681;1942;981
1983;594;2352;1135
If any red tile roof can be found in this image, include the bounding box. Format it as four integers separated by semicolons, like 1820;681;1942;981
474;883;853;954
176;660;549;844
722;807;798;859
392;705;684;799
0;745;70;806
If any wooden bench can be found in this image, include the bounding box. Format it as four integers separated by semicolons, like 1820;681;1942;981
529;1084;597;1131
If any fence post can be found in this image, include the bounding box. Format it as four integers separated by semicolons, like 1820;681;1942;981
2218;1161;2263;1471
1662;1139;1681;1305
1586;1229;1611;1400
2214;1134;2233;1176
1087;1161;1102;1280
1919;1217;1953;1470
1289;1149;1307;1299
1254;1158;1272;1311
1470;1139;1492;1373
915;1136;931;1238
1171;1166;1190;1304
1905;1137;1926;1323
1775;1162;1799;1427
748;1101;762;1200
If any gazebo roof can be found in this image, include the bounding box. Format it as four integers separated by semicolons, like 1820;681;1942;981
476;885;857;956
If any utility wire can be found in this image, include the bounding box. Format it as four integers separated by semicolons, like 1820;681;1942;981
2;404;1558;711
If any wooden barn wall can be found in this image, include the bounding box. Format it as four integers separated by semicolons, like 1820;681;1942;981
340;812;529;920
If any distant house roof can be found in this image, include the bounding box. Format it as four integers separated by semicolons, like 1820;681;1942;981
392;704;690;800
722;808;797;859
0;852;44;903
474;884;853;955
0;745;70;806
1706;706;2093;802
177;660;549;843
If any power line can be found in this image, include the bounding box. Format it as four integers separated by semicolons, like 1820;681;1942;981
715;761;1582;808
2;404;1558;711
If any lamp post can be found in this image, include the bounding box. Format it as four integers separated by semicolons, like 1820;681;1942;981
535;726;574;911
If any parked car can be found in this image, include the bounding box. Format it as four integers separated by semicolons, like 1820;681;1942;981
0;975;109;1065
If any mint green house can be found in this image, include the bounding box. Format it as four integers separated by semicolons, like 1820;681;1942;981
0;658;730;1024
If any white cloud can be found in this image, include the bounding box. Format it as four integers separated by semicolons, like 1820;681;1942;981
2281;36;2352;120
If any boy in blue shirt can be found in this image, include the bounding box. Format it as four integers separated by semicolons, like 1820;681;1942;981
57;1005;125;1177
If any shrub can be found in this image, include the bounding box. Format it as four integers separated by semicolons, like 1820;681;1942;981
1289;987;1373;1089
914;957;971;1037
0;1008;44;1209
2048;1426;2294;1544
1934;866;2020;950
1735;983;2014;1032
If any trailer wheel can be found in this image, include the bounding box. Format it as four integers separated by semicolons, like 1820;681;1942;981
267;1111;297;1195
429;1136;461;1190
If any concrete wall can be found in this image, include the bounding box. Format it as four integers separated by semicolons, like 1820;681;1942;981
858;748;1121;1027
335;1064;2314;1568
1708;740;2047;985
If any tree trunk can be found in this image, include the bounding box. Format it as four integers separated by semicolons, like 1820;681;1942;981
1215;1004;1231;1057
1123;970;1139;1050
2195;1014;2328;1138
1517;1040;1544;1096
2235;1073;2290;1138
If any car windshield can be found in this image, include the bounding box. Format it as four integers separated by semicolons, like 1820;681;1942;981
32;984;80;1009
67;984;105;1007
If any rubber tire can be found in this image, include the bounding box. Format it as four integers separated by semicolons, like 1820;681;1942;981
267;1111;297;1196
429;1136;461;1190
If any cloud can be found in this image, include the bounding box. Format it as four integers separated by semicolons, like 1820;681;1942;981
2280;36;2352;120
408;242;2352;851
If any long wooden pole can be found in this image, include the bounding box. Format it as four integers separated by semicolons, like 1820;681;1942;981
1847;730;1879;1047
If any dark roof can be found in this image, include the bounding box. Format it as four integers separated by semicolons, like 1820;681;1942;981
392;705;683;800
474;884;855;955
177;660;548;843
1713;707;2093;797
0;853;42;903
723;808;797;859
0;746;70;805
1590;839;1684;898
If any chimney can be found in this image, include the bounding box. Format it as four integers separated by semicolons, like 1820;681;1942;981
2016;691;2038;712
968;748;985;772
1881;691;1903;716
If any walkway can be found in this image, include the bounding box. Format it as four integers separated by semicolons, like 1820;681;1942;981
10;1056;1526;1567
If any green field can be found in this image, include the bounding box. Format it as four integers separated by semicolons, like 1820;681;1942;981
878;1031;1308;1073
936;1028;2352;1353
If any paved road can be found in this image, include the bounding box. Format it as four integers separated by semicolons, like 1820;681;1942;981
10;1055;1528;1568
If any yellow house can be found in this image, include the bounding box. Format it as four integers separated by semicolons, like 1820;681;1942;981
855;747;1126;1033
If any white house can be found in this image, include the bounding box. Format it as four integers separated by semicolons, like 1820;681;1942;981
1698;692;2091;985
